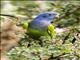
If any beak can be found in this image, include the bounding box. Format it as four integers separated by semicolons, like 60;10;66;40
55;13;59;19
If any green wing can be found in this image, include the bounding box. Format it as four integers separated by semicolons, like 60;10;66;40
48;24;55;38
22;21;28;29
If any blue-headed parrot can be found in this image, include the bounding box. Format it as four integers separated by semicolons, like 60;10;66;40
23;12;59;39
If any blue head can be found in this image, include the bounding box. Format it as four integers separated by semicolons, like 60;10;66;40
34;12;59;22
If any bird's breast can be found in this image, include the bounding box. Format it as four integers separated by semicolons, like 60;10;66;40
29;20;51;30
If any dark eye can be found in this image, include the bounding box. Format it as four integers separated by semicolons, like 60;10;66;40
48;14;52;16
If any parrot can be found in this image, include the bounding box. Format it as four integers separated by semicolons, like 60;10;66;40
23;12;59;39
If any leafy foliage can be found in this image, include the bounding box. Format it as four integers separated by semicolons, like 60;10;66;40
1;1;80;60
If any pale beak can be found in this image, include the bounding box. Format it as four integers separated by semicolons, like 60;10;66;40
55;13;59;19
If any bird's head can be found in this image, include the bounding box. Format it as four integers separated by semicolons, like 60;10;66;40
35;12;59;22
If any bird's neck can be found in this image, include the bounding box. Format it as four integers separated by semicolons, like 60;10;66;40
35;18;51;23
40;20;51;24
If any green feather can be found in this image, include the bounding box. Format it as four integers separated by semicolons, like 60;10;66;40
47;24;55;38
22;21;28;29
28;28;49;39
27;24;55;39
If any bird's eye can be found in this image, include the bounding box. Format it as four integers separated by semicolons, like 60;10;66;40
48;14;52;16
